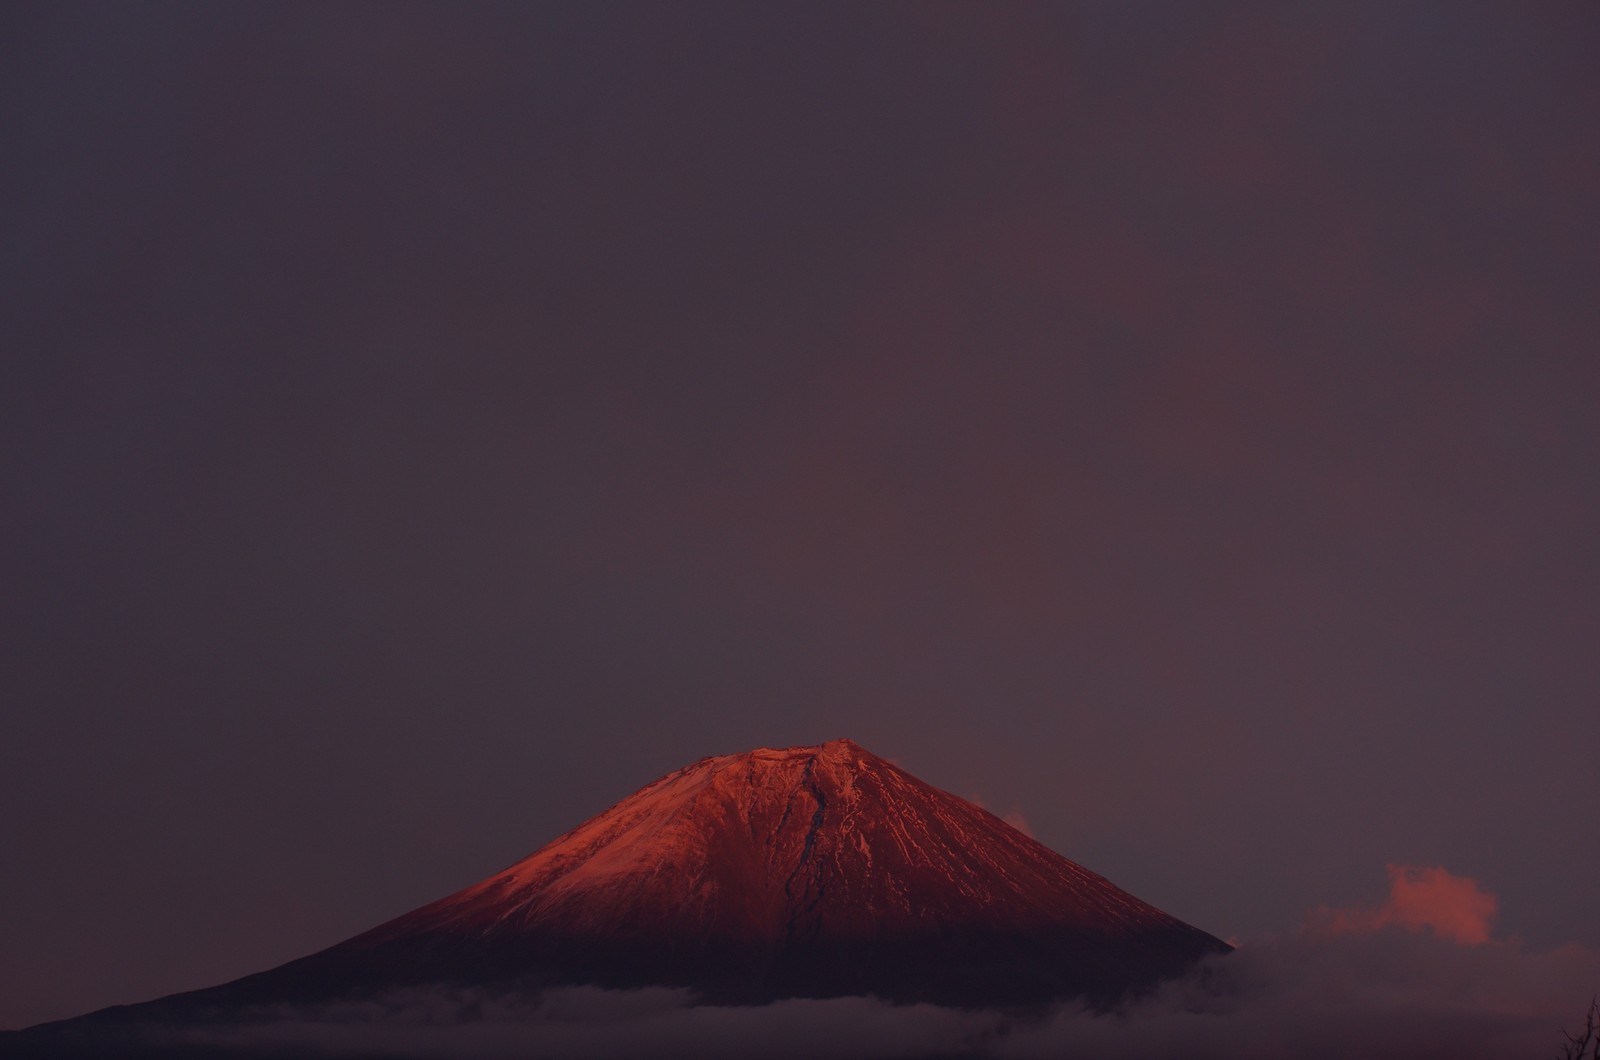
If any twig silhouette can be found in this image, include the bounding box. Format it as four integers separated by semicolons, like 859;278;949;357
1560;996;1600;1060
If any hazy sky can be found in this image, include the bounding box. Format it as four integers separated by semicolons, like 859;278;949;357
4;1;1597;1032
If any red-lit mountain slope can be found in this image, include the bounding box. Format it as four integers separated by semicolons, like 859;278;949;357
19;738;1231;1055
212;738;1229;1007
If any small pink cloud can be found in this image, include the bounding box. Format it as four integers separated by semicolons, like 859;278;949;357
1308;864;1499;946
1001;810;1033;838
964;793;1034;838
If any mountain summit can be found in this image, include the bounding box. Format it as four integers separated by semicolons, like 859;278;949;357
186;738;1227;1008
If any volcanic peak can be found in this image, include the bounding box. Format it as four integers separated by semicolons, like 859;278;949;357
341;737;1208;964
15;738;1232;1023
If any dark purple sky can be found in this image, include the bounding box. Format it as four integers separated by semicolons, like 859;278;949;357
3;1;1597;1032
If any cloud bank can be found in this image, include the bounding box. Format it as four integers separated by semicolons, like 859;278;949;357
23;866;1595;1059
106;935;1596;1060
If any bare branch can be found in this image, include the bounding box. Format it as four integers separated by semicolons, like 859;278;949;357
1559;996;1600;1060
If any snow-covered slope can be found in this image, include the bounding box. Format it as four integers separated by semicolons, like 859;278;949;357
354;739;1201;949
34;740;1231;1020
289;738;1230;1005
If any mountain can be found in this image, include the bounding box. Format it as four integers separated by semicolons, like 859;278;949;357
12;739;1229;1053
